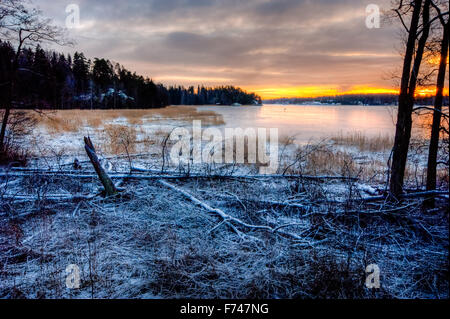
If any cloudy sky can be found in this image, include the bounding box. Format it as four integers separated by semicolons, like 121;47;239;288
36;0;402;98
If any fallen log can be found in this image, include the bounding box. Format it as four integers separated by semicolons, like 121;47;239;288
0;171;358;181
211;192;309;210
361;190;448;202
0;172;190;179
1;194;95;202
84;137;118;197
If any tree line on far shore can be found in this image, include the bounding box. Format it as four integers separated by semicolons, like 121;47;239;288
264;94;449;106
0;41;261;110
167;85;262;106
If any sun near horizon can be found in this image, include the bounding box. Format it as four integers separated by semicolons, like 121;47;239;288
239;86;449;100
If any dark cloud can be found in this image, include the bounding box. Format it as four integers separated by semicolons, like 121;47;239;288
36;0;400;96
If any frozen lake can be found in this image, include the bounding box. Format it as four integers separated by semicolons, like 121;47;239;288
197;104;400;143
29;104;435;157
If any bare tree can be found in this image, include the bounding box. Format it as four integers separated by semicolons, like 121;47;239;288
389;0;438;199
426;2;449;205
0;0;70;154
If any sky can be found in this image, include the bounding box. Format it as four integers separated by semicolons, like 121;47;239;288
35;0;407;99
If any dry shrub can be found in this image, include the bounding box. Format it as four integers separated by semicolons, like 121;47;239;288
304;148;356;176
437;169;449;188
103;124;137;155
280;141;395;183
332;132;393;152
279;135;296;147
306;253;367;298
0;111;36;165
0;147;30;166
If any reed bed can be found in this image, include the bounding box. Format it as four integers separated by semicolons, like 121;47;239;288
331;132;393;152
30;106;225;134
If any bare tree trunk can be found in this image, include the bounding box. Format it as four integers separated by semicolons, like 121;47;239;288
1;47;22;154
0;69;14;153
390;0;430;199
84;136;118;197
426;21;449;206
0;106;10;153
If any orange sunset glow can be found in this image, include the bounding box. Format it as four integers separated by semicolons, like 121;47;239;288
36;1;449;102
246;86;449;100
248;86;400;99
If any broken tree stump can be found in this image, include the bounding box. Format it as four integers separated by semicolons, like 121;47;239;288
84;136;118;197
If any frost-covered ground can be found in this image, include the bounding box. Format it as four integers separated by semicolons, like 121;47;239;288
1;171;448;299
0;107;448;299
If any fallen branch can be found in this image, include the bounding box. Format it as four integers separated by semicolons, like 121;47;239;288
0;171;358;182
55;152;155;167
1;194;95;202
212;192;309;210
361;190;449;202
158;179;304;241
0;172;227;179
84;136;118;197
131;164;234;175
